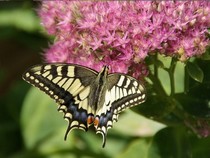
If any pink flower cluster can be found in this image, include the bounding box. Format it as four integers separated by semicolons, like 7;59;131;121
39;1;210;78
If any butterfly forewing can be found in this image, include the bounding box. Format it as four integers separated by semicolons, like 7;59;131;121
108;74;146;112
22;64;98;136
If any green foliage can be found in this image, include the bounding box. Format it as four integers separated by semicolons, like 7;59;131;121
1;1;210;158
186;62;203;83
0;81;29;157
0;9;40;32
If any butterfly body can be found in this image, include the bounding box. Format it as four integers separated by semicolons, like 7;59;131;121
22;64;146;147
88;66;109;113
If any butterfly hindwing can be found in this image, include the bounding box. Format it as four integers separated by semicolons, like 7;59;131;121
22;64;98;137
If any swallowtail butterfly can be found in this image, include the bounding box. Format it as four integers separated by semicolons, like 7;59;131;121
22;64;146;147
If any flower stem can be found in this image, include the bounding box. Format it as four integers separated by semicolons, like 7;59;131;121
148;72;167;98
154;53;158;78
147;56;187;125
169;58;177;96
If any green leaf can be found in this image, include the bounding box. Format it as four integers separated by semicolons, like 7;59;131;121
174;61;185;93
194;59;210;83
0;9;41;32
175;83;210;118
114;110;165;137
200;47;210;60
149;127;210;158
21;87;73;151
117;138;151;158
133;94;175;119
148;127;191;158
0;80;30;157
118;127;210;158
190;135;210;158
180;59;210;118
186;62;204;83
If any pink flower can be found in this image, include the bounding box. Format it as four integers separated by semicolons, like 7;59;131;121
39;1;210;79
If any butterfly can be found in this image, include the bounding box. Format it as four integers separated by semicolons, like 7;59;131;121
22;64;146;147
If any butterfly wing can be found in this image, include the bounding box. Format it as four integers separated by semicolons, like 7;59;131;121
23;64;146;147
95;74;146;147
107;74;146;112
22;64;98;139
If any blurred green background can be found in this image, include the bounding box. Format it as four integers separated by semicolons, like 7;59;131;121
1;2;210;158
0;1;46;157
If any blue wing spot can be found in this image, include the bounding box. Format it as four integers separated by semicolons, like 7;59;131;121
80;111;88;123
67;102;77;112
98;109;114;127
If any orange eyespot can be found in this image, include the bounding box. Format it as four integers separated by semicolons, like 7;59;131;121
94;117;99;127
87;115;94;125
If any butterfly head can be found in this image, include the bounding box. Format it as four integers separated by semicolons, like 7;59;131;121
102;65;109;72
98;65;109;79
